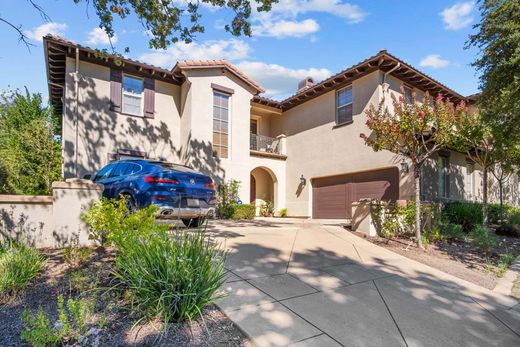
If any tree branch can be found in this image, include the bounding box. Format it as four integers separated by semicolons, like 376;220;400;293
0;17;34;51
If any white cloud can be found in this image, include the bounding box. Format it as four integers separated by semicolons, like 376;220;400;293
267;0;367;23
85;27;118;46
139;39;251;67
236;61;332;99
440;2;475;30
253;19;320;38
420;54;450;69
24;22;67;42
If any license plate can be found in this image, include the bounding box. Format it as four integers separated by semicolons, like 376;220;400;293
187;199;200;207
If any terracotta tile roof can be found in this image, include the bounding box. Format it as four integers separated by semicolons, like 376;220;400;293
172;60;265;94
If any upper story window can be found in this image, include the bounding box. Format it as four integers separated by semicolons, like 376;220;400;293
465;162;474;199
404;85;413;104
336;86;353;125
122;75;144;116
438;155;449;199
213;92;230;158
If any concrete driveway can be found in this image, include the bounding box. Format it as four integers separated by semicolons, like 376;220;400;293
206;218;520;347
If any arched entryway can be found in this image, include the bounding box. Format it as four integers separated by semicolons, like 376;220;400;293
250;167;277;216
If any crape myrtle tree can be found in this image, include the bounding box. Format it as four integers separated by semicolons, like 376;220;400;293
2;0;278;50
361;88;464;249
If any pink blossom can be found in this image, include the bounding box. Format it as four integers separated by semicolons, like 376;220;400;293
418;111;425;118
399;96;405;103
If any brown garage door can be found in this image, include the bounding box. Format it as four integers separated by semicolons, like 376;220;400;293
312;167;399;219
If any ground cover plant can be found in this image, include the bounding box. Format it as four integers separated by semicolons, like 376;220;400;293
0;239;45;302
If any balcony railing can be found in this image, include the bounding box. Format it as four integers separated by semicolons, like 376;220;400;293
250;133;282;155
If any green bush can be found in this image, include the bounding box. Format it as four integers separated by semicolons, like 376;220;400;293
438;222;466;242
230;203;256;220
497;253;515;277
470;225;497;253
21;294;101;347
372;201;423;239
0;240;45;300
278;208;288;217
113;229;227;324
81;197;158;246
216;179;240;218
442;202;482;232
495;224;520;238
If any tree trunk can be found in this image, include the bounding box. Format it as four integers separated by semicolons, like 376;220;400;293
499;179;504;222
414;165;424;249
482;168;488;226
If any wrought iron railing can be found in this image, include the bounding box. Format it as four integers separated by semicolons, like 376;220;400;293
250;134;281;154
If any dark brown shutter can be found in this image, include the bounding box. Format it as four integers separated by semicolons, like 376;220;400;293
144;78;155;118
110;69;122;112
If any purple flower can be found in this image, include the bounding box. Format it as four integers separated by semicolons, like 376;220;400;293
54;322;64;330
89;327;101;336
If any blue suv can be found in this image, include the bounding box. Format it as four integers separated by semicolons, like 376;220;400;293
90;159;216;227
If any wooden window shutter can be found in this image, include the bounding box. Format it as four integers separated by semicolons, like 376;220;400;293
110;69;122;112
144;77;155;118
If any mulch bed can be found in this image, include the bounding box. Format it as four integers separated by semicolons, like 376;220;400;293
358;232;520;290
0;248;252;347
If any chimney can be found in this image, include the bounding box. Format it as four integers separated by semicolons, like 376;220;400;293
297;77;314;93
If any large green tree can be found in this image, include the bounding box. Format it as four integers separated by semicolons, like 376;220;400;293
466;0;520;130
0;89;61;195
3;0;277;50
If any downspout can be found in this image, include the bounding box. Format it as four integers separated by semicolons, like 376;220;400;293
74;47;79;177
381;62;400;95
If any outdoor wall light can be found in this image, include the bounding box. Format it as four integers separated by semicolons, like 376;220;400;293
300;174;306;186
400;159;409;173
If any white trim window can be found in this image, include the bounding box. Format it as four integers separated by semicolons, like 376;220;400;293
213;91;230;158
465;163;474;200
336;86;353;125
122;74;144;116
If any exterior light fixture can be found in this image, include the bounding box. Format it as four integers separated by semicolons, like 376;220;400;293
300;174;306;186
400;159;409;173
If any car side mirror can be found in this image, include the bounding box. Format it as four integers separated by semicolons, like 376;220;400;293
83;174;92;180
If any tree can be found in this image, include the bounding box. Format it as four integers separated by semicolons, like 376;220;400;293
466;0;520;131
453;111;512;226
0;89;61;195
3;0;277;50
361;89;463;248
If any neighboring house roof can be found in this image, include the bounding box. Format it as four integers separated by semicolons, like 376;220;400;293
44;35;182;116
172;60;265;94
253;50;467;111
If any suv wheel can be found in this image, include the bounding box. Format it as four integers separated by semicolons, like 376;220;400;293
123;194;137;214
182;217;206;228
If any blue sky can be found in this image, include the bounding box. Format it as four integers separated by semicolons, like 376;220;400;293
0;0;481;100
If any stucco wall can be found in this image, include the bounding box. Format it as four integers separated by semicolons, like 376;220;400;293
63;58;182;179
275;71;412;217
0;180;103;248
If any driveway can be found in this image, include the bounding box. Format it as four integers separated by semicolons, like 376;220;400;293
206;218;520;347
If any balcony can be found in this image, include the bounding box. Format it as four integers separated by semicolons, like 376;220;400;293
250;133;287;159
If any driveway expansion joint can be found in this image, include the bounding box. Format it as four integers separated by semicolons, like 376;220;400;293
372;280;409;347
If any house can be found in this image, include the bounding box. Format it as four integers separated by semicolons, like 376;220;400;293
43;35;519;219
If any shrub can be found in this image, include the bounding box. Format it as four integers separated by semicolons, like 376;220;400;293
371;201;423;239
216;179;240;218
81;197;158;246
63;244;92;269
470;225;497;253
113;228;227;324
230;203;255;220
278;208;288;217
0;240;45;300
21;294;101;347
438;222;466;242
442;202;482;233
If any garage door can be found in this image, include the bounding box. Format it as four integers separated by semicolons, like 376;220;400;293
312;167;399;219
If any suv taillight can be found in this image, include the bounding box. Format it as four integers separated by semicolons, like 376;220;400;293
205;183;216;189
144;176;180;184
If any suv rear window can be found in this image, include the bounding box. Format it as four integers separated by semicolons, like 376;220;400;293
155;162;197;173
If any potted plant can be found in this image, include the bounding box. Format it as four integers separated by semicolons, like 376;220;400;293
261;200;275;217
